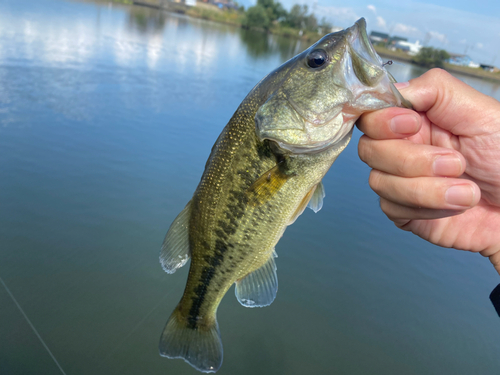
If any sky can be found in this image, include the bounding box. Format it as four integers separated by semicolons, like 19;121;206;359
244;0;500;65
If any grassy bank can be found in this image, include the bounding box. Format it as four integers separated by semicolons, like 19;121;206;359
442;63;500;82
374;46;500;83
373;46;413;63
185;5;244;26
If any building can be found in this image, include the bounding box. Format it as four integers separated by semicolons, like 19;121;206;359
393;40;422;56
480;64;499;73
369;31;389;44
389;36;407;44
447;53;475;67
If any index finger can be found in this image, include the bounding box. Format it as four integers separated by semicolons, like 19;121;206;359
390;69;500;137
356;106;421;140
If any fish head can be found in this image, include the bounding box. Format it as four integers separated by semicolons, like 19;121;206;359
255;18;411;154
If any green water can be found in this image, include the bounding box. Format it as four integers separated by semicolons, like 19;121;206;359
0;1;499;374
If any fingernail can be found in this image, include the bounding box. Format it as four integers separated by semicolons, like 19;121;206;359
394;81;410;89
390;114;419;135
433;155;462;176
445;185;474;207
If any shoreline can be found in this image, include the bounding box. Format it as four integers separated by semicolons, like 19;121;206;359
375;47;500;83
122;0;500;83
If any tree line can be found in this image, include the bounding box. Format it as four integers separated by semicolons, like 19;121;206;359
243;0;332;33
412;47;450;69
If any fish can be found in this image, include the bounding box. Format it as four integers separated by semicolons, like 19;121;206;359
158;18;411;373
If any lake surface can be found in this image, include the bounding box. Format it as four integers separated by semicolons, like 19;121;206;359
1;1;499;374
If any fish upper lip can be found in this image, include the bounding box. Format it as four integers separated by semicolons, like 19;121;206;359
349;17;383;66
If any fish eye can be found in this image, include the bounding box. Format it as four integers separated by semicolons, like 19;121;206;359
306;49;328;69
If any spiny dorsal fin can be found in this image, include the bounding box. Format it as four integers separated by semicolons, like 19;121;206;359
307;180;325;213
246;164;290;206
159;201;192;274
235;253;278;308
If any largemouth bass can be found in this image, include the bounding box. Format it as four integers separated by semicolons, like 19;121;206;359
159;18;411;373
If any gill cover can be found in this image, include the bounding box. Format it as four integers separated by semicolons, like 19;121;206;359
256;18;411;154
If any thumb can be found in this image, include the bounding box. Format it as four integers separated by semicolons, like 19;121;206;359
396;68;500;137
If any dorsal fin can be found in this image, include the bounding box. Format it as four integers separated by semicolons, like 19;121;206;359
159;201;192;274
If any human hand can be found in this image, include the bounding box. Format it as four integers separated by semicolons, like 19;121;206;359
357;68;500;274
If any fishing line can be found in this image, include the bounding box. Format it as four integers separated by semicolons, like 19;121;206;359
105;276;182;360
0;275;67;375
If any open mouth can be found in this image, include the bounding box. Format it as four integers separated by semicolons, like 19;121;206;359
349;18;384;67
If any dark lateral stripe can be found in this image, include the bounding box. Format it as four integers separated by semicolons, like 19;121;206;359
185;179;253;329
187;239;228;329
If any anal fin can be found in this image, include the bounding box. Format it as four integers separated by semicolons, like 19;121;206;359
159;201;192;274
235;253;278;308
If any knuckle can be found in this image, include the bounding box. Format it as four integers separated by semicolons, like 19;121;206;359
379;197;389;214
407;179;427;207
489;249;500;271
379;198;395;219
368;170;383;193
358;136;372;164
426;68;448;80
396;152;412;176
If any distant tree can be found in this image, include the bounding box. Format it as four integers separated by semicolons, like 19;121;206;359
282;4;318;32
244;5;271;29
257;0;286;22
318;17;333;34
303;12;318;32
412;47;450;68
283;4;308;29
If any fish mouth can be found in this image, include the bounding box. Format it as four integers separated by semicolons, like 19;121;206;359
347;18;412;109
348;18;384;67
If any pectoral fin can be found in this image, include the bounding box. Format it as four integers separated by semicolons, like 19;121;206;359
247;164;290;206
235;253;278;308
307;180;325;213
288;181;325;225
159;201;192;274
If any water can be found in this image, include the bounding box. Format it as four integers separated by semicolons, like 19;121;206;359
0;1;499;374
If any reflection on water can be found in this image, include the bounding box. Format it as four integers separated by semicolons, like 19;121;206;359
1;1;500;375
127;6;168;34
239;28;308;61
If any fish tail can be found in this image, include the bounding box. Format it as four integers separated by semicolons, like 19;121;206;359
159;309;223;373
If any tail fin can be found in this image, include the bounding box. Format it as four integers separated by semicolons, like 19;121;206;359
159;311;223;373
